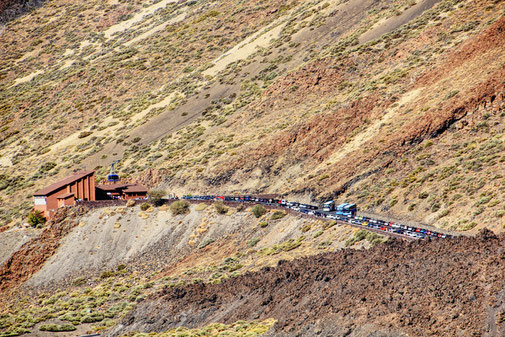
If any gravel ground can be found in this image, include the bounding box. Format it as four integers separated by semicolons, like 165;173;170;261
0;227;40;265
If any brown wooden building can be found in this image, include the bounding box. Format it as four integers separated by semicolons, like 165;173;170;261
33;170;96;219
33;170;148;219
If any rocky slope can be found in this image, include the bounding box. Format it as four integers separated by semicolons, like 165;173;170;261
0;202;372;336
1;0;504;234
0;0;44;24
111;229;505;337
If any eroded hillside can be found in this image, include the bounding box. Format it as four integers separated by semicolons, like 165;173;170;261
0;202;375;336
2;0;504;234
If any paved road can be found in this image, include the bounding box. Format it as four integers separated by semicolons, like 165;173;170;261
180;196;455;241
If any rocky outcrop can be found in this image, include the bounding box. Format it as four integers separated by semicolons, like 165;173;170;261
0;0;45;25
111;229;505;337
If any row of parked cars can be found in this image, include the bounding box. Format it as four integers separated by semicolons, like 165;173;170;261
342;216;449;239
180;195;451;240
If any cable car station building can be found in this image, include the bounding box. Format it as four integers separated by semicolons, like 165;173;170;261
33;170;147;219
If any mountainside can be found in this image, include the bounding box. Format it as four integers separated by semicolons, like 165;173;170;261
2;1;505;336
111;229;505;337
1;0;504;234
0;202;375;336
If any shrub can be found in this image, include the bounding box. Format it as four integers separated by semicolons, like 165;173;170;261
198;238;215;249
258;221;268;228
346;230;385;247
78;131;92;138
100;270;114;279
252;204;266;218
140;203;150;211
324;220;337;230
148;189;167;206
169;200;190;215
301;224;311;233
27;210;46;228
270;211;286;220
39;324;76;332
195;203;207;211
213;201;228;214
39;162;56;172
80;313;104;323
259;236;305;255
126;199;135;207
247;238;260;247
418;191;429;199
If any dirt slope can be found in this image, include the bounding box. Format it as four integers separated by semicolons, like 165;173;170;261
0;206;84;295
14;203;360;290
0;227;39;265
111;229;505;337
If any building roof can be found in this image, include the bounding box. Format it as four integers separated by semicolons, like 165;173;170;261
57;193;75;199
95;184;130;192
96;183;148;194
123;185;148;193
33;170;94;196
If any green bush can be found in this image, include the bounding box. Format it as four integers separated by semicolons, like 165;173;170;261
345;230;385;247
169;200;190;215
252;204;266;218
78;131;92;138
418;191;429;199
100;270;114;279
258;221;268;228
140;203;150;211
270;210;286;220
198;238;215;249
213;201;228;214
324;220;337;230
301;224;311;233
1;327;31;336
80;313;104;323
27;210;46;228
148;189;167;206
39;324;76;332
247;238;260;247
259;236;305;255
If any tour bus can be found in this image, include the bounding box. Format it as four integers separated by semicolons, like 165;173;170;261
322;200;335;212
336;203;357;216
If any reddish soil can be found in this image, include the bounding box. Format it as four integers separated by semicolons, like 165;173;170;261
111;229;505;337
0;207;84;302
209;13;505;200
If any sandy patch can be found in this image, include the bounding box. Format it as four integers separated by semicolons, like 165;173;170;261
124;11;187;47
12;69;43;86
203;21;286;77
103;0;179;39
0;157;12;167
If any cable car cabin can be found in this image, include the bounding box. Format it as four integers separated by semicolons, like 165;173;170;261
107;174;120;182
108;160;120;182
